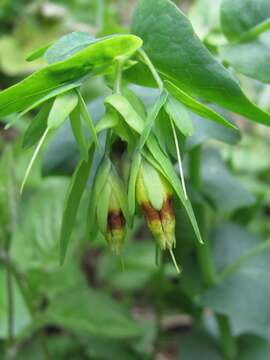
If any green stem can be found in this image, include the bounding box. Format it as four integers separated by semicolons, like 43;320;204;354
236;18;270;43
5;240;14;347
138;49;164;92
216;315;237;360
189;145;236;360
114;59;124;95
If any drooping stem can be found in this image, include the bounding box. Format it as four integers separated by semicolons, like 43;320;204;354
189;145;237;360
138;49;164;92
114;58;124;95
170;117;188;200
5;240;14;347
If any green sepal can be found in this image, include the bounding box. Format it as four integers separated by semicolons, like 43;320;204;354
70;105;88;161
139;90;168;148
96;182;111;235
48;90;78;130
164;94;193;137
77;90;99;147
128;150;142;219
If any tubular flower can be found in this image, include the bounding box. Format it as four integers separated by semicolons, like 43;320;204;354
90;157;128;254
136;158;176;251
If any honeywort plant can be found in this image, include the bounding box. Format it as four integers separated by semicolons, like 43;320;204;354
1;0;270;358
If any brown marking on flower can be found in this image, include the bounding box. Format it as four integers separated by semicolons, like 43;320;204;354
107;210;125;232
160;197;174;219
141;202;160;221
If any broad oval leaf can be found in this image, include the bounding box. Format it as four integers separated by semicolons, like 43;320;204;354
132;0;270;126
0;35;142;117
45;32;96;64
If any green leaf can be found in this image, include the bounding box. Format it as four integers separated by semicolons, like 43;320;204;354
11;178;69;271
186;111;241;149
0;266;31;339
22;101;52;149
179;330;223;360
18;81;82;118
105;94;144;133
220;31;270;84
45;32;95;64
77;91;98;146
122;87;147;119
26;42;53;62
139;90;168;148
128;150;141;218
47;90;78;130
165;80;237;130
199;222;270;338
70;105;88;161
95;112;119;133
60;145;94;265
238;334;270;360
201;148;255;213
164;94;193;137
0;35;142;117
132;0;270;126
220;0;270;41
42;287;143;338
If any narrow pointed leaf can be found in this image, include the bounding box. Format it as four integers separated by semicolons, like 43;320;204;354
26;42;53;62
70;105;88;161
48;91;78;130
22;102;52;149
60;145;94;264
77;91;98;146
139;90;168;148
165;80;237;129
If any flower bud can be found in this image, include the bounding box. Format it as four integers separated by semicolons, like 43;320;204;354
136;159;176;251
93;158;128;254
